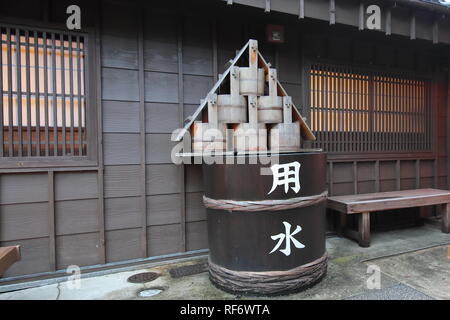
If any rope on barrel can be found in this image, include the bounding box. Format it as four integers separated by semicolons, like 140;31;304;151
208;253;328;295
203;190;328;212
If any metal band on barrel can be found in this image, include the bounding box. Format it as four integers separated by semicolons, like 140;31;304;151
203;190;328;212
208;253;328;295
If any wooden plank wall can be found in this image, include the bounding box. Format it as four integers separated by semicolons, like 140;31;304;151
0;0;448;278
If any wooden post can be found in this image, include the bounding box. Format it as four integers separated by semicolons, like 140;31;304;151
358;212;370;247
442;203;450;233
230;66;240;105
337;212;347;237
283;96;292;124
48;170;56;271
248;95;258;128
249;39;258;78
207;94;218;128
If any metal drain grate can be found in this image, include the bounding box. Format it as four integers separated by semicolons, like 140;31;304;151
127;272;159;284
169;262;208;278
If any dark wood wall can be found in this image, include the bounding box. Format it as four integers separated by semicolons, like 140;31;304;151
0;0;448;279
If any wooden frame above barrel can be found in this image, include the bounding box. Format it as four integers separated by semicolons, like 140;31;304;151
174;39;317;157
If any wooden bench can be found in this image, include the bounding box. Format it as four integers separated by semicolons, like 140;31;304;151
327;188;450;247
0;246;20;277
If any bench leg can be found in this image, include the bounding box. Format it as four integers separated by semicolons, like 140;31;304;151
337;212;347;237
442;203;450;234
358;212;370;247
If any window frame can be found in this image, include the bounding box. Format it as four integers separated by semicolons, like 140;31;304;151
0;21;98;169
306;60;436;159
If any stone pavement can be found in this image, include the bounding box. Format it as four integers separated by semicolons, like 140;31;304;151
0;223;449;300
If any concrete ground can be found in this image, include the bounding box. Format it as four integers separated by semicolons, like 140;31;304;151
1;223;449;300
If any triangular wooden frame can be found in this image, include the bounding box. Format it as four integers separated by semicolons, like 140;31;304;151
174;39;315;143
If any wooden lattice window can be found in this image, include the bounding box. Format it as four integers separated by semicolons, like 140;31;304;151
310;64;432;153
0;26;87;158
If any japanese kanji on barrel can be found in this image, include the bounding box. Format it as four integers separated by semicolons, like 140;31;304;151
202;152;328;296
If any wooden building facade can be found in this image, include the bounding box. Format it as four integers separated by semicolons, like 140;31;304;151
0;0;449;280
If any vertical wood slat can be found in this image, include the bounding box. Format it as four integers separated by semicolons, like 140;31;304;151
48;170;56;271
433;158;437;188
76;36;82;156
329;161;334;196
415;159;420;189
16;28;23;157
396;159;401;190
6;28;13;156
138;9;147;258
323;65;328;151
177;13;187;252
375;160;380;192
95;2;106;263
25;30;31;156
34;31;41;157
43;32;50;156
69;36;75;155
51;33;58;156
60;33;66;156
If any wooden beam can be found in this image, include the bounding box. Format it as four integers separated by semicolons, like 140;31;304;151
375;160;380;192
48;170;56;271
177;13;187;252
358;2;364;31
415;159;420;189
330;0;336;25
95;0;106;264
265;0;270;13
433;18;439;44
396;160;401;190
138;8;148;258
385;7;392;36
329;161;334;196
299;0;305;19
0;246;20;277
410;13;416;40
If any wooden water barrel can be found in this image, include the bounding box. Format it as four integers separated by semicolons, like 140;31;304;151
269;122;301;152
257;96;283;123
192;122;226;152
239;67;265;96
203;152;328;295
217;94;247;123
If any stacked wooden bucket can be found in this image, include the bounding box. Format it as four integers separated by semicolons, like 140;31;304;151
192;40;301;154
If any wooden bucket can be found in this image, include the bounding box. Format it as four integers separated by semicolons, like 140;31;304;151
269;122;301;152
192;122;226;152
257;96;283;123
217;94;247;123
239;67;265;96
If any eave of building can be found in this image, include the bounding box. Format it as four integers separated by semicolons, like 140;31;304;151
225;0;450;45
